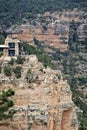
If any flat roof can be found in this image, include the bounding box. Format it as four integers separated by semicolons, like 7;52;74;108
0;45;9;48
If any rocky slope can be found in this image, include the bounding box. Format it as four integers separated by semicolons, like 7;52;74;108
0;55;78;130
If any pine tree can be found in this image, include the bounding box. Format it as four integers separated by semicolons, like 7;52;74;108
0;89;15;120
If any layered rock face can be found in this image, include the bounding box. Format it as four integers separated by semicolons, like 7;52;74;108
6;22;69;52
0;55;78;130
5;10;87;53
13;81;78;130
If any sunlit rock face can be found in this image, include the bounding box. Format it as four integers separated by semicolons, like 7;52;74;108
0;55;78;130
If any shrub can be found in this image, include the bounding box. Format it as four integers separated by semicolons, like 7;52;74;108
26;69;33;83
4;65;12;76
56;73;61;80
16;56;25;64
13;66;22;78
5;88;15;97
8;58;14;65
22;42;52;67
22;42;37;54
0;89;15;120
34;37;42;47
7;100;14;107
0;52;3;57
37;53;52;67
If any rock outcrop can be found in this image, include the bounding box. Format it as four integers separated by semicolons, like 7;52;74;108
0;55;78;130
78;23;87;40
5;9;87;52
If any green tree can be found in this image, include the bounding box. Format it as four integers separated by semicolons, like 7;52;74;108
13;66;22;78
26;69;33;83
38;53;52;67
8;58;14;65
22;42;38;54
0;89;15;120
0;52;3;57
16;56;25;64
4;65;12;76
68;21;78;51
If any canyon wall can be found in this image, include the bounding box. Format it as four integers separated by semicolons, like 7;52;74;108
0;55;78;130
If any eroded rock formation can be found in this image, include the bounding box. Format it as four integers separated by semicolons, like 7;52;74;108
0;55;78;130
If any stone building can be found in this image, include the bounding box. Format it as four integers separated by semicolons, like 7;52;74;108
0;44;9;56
0;36;20;59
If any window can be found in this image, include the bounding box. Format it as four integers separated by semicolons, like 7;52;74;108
0;48;3;52
9;42;15;48
8;50;15;56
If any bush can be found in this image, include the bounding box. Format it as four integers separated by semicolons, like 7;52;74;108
0;52;3;57
13;66;22;78
22;42;38;54
7;100;14;107
37;53;52;67
56;73;61;80
5;88;15;97
16;56;25;64
78;77;87;85
26;69;33;83
8;58;14;65
4;65;12;76
34;37;42;47
22;42;52;67
0;89;15;120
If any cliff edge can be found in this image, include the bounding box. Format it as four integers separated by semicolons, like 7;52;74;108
0;55;78;130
